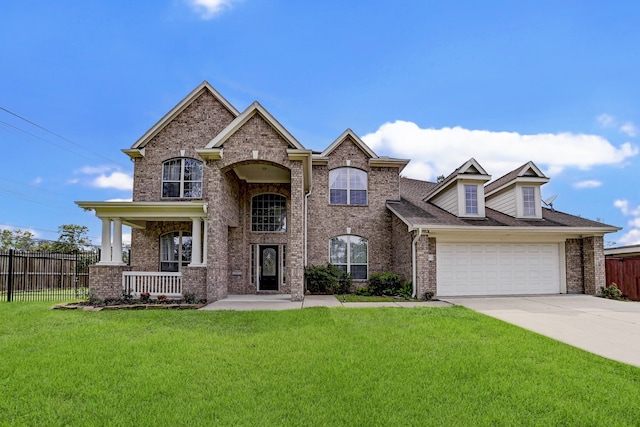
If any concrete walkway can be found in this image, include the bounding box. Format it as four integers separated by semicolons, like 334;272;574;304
442;295;640;368
200;294;450;311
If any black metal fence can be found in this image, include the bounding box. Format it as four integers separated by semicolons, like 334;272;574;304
0;249;99;302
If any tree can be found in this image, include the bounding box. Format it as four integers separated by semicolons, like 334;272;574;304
50;224;93;253
0;229;36;250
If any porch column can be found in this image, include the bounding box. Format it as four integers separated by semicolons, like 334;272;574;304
190;217;203;266
202;219;208;265
99;217;112;264
112;218;124;264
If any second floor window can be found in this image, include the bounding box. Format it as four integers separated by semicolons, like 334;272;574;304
329;167;368;205
523;187;536;216
162;158;203;198
464;185;478;214
252;194;287;232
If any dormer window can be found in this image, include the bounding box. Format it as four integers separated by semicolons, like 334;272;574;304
162;158;203;198
329;168;367;205
522;187;536;216
465;185;478;214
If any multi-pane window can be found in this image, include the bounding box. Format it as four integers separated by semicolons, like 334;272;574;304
160;231;192;272
523;187;536;216
464;185;478;214
329;168;368;205
251;194;287;232
329;235;368;280
162;158;203;198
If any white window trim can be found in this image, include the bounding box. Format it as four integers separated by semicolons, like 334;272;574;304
160;231;192;272
458;182;485;217
329;167;368;205
516;185;542;218
329;235;368;280
251;193;287;233
161;158;203;199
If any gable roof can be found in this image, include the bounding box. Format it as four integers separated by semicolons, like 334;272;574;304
129;81;239;150
423;158;490;201
485;161;549;196
392;177;619;234
319;129;378;158
202;101;305;150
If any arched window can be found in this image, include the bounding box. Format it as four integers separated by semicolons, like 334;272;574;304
160;231;192;272
251;194;287;232
329;167;367;205
329;235;368;279
162;158;203;198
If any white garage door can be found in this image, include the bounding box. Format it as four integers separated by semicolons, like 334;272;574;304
437;243;561;296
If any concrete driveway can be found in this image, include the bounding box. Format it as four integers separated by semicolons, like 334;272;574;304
442;295;640;368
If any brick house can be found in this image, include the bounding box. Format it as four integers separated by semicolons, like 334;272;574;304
77;81;619;302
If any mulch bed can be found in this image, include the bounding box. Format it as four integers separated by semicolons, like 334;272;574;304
53;302;206;311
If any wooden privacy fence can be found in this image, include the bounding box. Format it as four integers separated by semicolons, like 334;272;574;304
605;256;640;301
0;249;99;302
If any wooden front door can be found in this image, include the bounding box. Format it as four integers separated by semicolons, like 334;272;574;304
259;245;279;291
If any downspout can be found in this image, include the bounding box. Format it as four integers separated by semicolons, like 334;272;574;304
304;184;312;293
411;228;423;299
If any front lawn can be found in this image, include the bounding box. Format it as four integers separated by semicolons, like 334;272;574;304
1;303;639;426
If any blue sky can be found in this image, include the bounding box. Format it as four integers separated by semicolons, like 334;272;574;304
1;0;640;246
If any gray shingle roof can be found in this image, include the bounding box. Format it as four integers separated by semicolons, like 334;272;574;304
395;177;617;230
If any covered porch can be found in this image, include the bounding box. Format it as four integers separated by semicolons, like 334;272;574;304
76;201;208;301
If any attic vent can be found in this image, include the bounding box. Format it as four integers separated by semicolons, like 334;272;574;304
523;168;537;177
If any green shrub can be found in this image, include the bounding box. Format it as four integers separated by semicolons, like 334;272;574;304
600;283;623;300
355;286;372;296
398;281;413;299
368;272;404;296
305;264;350;294
335;271;353;294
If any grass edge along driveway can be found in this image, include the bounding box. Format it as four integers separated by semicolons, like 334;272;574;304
1;302;639;426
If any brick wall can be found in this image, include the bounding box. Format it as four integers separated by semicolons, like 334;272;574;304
131;90;235;202
391;214;412;281
416;236;436;298
182;266;207;301
89;264;131;300
583;235;605;295
565;238;584;293
130;221;192;271
307;136;401;284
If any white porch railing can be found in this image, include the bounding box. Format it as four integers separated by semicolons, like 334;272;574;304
122;272;182;298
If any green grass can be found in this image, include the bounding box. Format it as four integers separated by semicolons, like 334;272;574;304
1;303;639;426
338;294;416;302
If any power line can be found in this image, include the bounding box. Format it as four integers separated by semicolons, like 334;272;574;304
0;106;128;167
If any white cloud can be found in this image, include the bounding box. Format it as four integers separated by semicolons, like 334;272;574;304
93;172;133;191
106;198;133;202
75;166;133;191
573;180;602;189
31;177;42;185
620;122;637;137
361;121;638;181
187;0;238;19
614;199;640;245
597;113;615;127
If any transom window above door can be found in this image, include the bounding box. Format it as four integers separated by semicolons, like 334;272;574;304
252;194;287;232
162;158;203;198
329;168;367;205
160;231;192;272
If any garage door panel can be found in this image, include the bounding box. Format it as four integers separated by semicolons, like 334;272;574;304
437;243;560;296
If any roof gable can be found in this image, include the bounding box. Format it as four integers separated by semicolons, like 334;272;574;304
203;101;305;150
423;158;490;201
130;81;239;150
320;129;378;159
485;161;549;196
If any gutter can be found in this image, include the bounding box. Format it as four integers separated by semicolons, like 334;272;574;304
411;228;423;299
